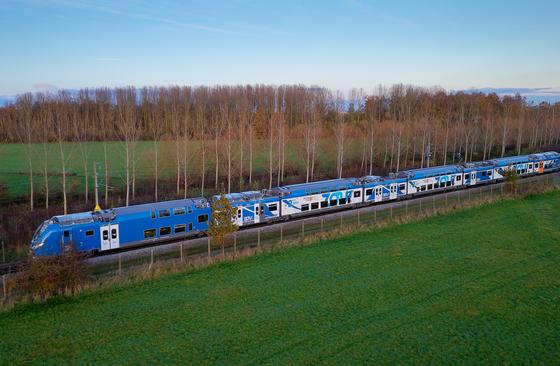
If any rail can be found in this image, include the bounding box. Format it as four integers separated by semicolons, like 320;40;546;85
2;172;559;300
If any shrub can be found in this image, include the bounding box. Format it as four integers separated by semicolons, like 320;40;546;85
15;245;89;300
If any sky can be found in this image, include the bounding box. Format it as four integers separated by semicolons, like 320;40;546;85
1;0;559;97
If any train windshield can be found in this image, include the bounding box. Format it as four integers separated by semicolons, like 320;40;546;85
32;220;51;241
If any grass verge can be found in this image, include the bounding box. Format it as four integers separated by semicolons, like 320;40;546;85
1;191;559;364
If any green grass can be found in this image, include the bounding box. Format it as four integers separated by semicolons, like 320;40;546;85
1;191;560;365
0;139;366;200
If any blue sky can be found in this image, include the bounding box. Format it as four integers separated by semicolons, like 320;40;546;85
1;0;559;96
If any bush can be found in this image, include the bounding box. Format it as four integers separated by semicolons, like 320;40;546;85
15;245;89;300
501;168;519;194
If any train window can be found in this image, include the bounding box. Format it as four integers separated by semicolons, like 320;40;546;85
399;184;406;191
111;229;117;239
237;209;241;218
144;229;156;239
457;175;461;181
311;202;319;210
85;230;94;237
159;209;170;218
64;230;70;238
338;198;346;205
354;191;361;198
447;181;452;187
487;170;492;176
160;227;171;236
321;201;328;208
103;230;108;240
528;164;533;169
481;171;486;176
464;174;468;180
269;204;278;212
428;184;433;190
366;188;373;196
187;207;193;214
188;223;193;231
434;183;439;189
174;224;186;233
174;207;186;215
151;211;156;219
330;199;338;206
255;206;258;214
301;204;309;212
198;214;208;223
421;185;426;191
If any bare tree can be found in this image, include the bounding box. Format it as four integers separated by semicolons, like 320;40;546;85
36;93;51;209
54;91;71;214
14;94;35;211
115;87;139;206
332;90;346;178
182;86;192;198
75;90;92;204
95;88;113;207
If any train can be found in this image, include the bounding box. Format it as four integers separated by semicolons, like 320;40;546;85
30;151;560;256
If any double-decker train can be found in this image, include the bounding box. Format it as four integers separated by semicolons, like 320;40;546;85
31;151;560;256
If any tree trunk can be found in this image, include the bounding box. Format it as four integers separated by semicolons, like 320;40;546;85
42;142;49;209
26;145;34;212
248;117;253;187
103;141;109;206
215;134;219;190
443;118;449;165
154;140;159;201
59;140;68;214
176;139;181;196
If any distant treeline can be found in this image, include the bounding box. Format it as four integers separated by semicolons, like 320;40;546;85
0;84;559;214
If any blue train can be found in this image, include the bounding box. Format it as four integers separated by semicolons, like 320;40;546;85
31;151;560;256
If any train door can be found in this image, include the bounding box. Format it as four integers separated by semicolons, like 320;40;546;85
375;186;383;202
235;206;242;226
538;161;544;174
389;183;398;200
62;229;72;247
100;224;120;251
470;172;477;186
254;204;261;224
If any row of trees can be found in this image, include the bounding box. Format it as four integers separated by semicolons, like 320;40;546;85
1;84;559;213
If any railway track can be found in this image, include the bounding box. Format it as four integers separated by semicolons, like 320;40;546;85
0;259;28;276
2;171;559;275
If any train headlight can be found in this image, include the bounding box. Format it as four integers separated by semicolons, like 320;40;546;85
31;240;45;249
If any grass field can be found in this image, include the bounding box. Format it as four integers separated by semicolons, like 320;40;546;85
1;191;559;364
0;139;365;200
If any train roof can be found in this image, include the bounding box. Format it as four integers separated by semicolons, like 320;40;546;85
112;197;209;215
490;154;533;166
277;178;359;195
51;197;210;226
53;212;94;226
359;175;405;184
215;190;266;204
462;161;494;169
398;165;462;179
529;151;560;160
